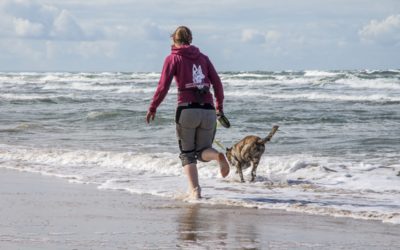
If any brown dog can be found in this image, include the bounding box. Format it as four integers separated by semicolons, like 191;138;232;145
226;125;279;182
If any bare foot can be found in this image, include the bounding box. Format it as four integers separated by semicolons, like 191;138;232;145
218;153;230;178
190;186;202;200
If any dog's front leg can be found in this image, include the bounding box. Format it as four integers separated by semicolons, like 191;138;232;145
237;163;245;183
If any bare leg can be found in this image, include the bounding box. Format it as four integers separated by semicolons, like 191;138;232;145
184;163;199;190
184;163;201;199
201;148;230;178
200;148;219;161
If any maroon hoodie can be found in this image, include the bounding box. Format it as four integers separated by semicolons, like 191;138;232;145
148;45;224;113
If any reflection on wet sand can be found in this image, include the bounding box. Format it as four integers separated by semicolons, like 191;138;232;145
175;201;400;249
177;204;259;248
178;204;200;242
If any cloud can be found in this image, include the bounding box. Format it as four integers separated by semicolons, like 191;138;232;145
241;29;266;43
13;17;45;37
241;29;281;44
51;10;84;40
74;41;117;59
1;0;400;71
0;0;93;40
359;14;400;45
265;30;281;42
141;21;170;41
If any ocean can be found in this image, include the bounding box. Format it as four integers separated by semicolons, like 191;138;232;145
1;70;399;224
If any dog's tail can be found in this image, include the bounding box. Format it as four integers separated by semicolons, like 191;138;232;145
259;125;279;144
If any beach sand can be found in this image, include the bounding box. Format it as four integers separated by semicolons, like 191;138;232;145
1;168;399;250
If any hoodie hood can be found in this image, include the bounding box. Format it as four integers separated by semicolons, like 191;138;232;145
171;45;200;59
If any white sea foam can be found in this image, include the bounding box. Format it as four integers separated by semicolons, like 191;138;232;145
335;77;400;90
0;93;75;101
0;72;160;89
223;76;314;86
304;70;340;77
1;144;399;224
230;72;270;78
224;91;400;102
221;71;400;91
271;93;400;102
1;70;400;224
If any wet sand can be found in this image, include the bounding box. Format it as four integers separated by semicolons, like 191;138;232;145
1;168;399;249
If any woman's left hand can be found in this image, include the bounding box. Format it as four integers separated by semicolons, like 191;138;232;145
146;111;156;124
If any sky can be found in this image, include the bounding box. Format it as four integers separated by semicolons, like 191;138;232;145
0;0;399;72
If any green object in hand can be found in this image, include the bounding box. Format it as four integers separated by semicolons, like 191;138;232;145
217;113;231;128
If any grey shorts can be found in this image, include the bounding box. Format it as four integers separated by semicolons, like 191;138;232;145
175;103;217;166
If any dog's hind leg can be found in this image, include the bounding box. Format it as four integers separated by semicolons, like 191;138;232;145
250;160;260;182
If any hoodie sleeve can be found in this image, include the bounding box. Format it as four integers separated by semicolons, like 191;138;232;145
206;56;224;112
149;56;176;113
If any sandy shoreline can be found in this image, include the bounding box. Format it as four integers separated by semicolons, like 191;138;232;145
1;168;399;249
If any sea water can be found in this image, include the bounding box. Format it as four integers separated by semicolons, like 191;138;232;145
1;70;399;223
